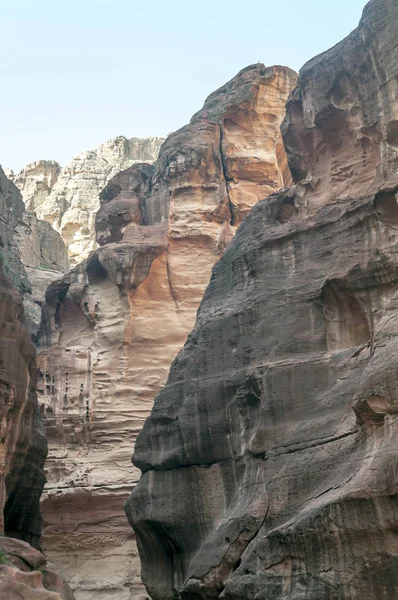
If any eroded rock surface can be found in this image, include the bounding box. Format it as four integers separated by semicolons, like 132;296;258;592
36;65;297;600
0;167;47;548
8;160;61;212
15;210;70;336
127;1;398;599
0;536;74;599
10;137;164;264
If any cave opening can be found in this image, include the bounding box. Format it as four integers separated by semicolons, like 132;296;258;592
86;256;108;283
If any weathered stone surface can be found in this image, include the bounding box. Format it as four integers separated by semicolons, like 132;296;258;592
36;65;297;600
16;211;69;273
0;567;62;600
15;210;70;336
0;167;30;292
0;536;46;569
0;167;47;550
0;168;73;599
127;2;398;599
0;536;75;599
8;160;61;212
11;137;164;265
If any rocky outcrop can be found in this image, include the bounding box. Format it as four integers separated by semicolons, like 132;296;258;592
0;536;74;599
15;210;70;337
8;160;61;212
0;167;47;549
36;65;297;600
10;137;164;265
126;1;398;599
16;211;69;274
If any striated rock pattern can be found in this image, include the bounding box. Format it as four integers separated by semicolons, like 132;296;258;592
0;167;47;549
10;137;164;264
127;1;398;599
36;65;297;600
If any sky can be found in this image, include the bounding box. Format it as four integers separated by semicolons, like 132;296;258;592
1;0;368;172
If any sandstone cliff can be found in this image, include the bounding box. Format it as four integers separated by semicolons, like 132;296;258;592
0;167;47;548
0;167;75;599
9;137;164;265
36;65;297;600
127;1;398;599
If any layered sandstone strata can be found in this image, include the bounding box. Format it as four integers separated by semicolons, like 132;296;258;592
0;167;47;548
9;137;164;264
127;1;398;599
36;65;297;600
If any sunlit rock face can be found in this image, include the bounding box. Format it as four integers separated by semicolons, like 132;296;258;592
10;137;164;265
8;160;62;212
127;2;398;600
0;167;47;550
36;64;297;600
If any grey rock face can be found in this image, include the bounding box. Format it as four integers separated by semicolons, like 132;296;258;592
0;168;30;292
14;210;70;337
16;212;69;273
126;1;398;599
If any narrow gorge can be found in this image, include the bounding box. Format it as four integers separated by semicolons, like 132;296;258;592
2;0;398;598
127;0;398;598
34;65;296;599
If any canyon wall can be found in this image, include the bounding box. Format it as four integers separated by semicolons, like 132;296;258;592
9;136;164;265
0;166;47;547
16;210;70;337
36;64;297;600
127;1;398;599
0;167;66;598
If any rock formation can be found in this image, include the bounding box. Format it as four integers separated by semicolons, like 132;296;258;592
0;536;74;599
36;65;297;599
0;166;47;549
0;167;75;599
126;1;398;599
15;210;70;336
9;137;164;264
9;160;61;212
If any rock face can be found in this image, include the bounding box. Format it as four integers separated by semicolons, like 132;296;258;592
126;2;398;599
9;160;61;212
15;210;70;337
16;211;69;274
0;167;47;549
10;137;164;265
36;65;297;600
0;536;75;600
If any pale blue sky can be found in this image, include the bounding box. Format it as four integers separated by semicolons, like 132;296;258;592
1;0;367;171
